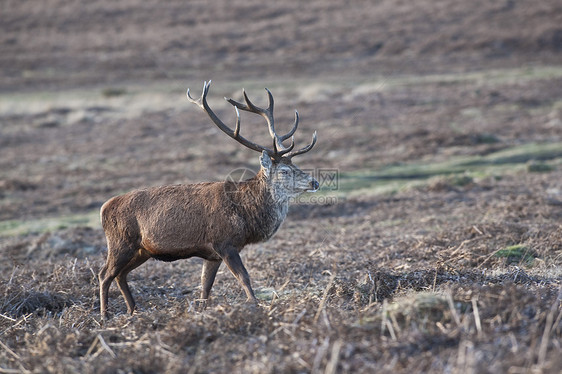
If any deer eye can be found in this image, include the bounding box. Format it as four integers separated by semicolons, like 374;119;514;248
280;170;289;176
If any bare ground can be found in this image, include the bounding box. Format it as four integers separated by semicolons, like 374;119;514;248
1;1;561;373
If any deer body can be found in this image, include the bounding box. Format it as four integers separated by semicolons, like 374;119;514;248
101;169;288;263
99;82;318;318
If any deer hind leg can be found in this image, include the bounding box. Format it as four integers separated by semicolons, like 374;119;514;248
115;249;151;315
99;244;139;318
220;247;257;302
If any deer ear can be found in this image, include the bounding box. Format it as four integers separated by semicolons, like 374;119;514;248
259;151;272;178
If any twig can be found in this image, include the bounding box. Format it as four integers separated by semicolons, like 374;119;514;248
92;317;102;328
381;300;397;340
187;344;203;374
97;334;116;359
0;341;31;374
85;336;99;357
384;318;397;341
471;297;482;338
321;308;332;330
311;337;330;374
268;325;283;338
277;279;290;292
432;268;438;292
314;273;336;324
8;267;17;285
1;316;28;338
436;321;448;334
36;323;53;336
106;340;150;348
449;239;471;257
389;312;401;334
537;286;562;366
0;339;20;360
0;314;16;322
292;308;307;328
85;334;117;359
472;225;483;235
446;291;461;327
324;340;343;374
154;333;177;358
455;340;475;374
476;250;499;269
0;367;22;374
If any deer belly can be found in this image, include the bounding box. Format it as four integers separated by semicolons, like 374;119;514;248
141;237;219;262
151;249;219;262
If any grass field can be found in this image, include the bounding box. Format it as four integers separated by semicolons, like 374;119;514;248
1;1;561;373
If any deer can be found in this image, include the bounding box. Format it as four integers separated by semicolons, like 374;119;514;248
98;81;318;318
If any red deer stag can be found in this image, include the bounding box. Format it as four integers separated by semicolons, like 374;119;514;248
99;81;318;318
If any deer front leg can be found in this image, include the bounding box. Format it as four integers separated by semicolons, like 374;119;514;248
200;259;222;300
220;247;257;302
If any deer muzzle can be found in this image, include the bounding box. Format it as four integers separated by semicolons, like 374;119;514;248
308;179;320;192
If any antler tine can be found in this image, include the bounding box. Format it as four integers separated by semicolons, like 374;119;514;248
233;106;241;138
186;80;211;107
275;136;295;157
226;88;301;158
279;111;299;142
226;88;277;139
285;131;317;159
229;88;274;114
263;88;274;113
186;81;273;155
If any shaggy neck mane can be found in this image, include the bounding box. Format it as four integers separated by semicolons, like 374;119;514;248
230;168;289;243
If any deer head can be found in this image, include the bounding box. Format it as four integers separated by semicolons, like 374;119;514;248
187;81;319;200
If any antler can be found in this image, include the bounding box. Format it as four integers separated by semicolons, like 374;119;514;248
187;81;317;160
187;81;274;155
226;88;297;157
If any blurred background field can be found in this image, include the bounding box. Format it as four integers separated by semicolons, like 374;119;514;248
1;1;561;373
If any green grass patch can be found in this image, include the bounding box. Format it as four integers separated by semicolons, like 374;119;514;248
494;244;536;266
337;142;562;196
0;211;100;237
527;161;556;173
101;87;127;98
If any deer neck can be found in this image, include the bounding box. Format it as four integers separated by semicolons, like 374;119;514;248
234;169;290;242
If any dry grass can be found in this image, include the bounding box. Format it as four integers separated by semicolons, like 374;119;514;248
1;175;561;373
0;260;560;373
1;0;562;372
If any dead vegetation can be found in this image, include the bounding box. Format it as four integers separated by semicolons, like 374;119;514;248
1;0;562;373
1;172;561;372
0;252;560;373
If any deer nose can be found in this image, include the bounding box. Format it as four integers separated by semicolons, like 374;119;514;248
310;179;319;191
